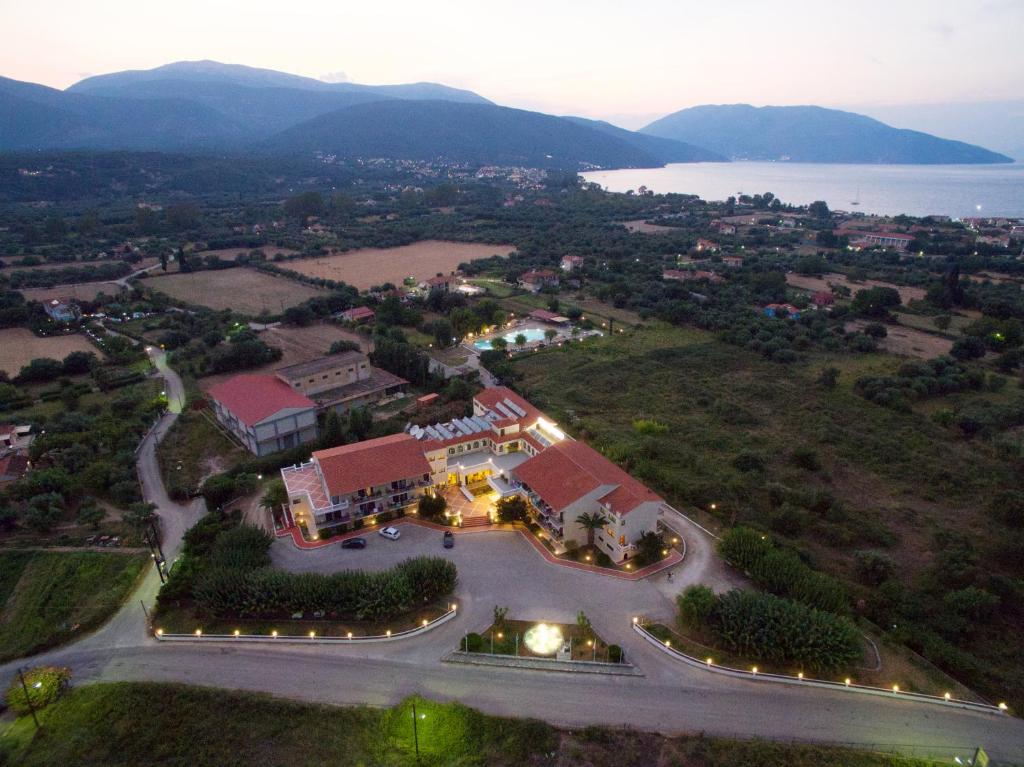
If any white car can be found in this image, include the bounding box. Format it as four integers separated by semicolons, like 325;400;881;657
378;526;401;541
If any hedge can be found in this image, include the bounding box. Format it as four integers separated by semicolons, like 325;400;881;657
718;527;848;614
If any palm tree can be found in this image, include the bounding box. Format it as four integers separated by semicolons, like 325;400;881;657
492;337;508;352
544;328;557;345
575;511;609;548
515;333;527;349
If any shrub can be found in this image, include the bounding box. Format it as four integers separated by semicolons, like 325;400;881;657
464;632;483;652
496;495;528;523
731;452;764;472
789;447;821;472
677;585;717;629
207;524;273;569
595;551;612;567
418;493;447;520
4;666;71;715
853;551;896;586
708;590;861;673
607;644;623;663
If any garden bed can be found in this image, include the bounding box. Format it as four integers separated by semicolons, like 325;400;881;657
460;618;623;664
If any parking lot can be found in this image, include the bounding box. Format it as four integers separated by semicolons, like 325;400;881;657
270;523;680;645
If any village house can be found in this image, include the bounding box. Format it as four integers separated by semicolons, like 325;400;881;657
695;239;719;253
721;256;744;267
560;255;584;272
811;291;835;307
716;223;737;236
275;350;408;414
420;273;459;293
764;303;801;319
848;231;915;251
528;308;570;325
280;387;668;560
207;375;319;457
337;306;375;324
518;269;560;292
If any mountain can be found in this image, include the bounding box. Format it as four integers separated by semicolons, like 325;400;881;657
0;76;244;151
563;116;725;163
262;100;672;168
641;104;1013;164
69;60;491;104
850;100;1024;162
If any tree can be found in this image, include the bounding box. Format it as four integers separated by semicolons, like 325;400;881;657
634;530;665;566
496;495;527;523
851;287;901;318
125;502;157;531
417;493;447;520
808;200;831;220
76;499;105;530
283;191;323;221
544;328;557;345
492;337;508;352
261;479;288;511
514;333;528;349
24;493;64;533
950;336;986;361
283;305;315;326
574;511;609;548
319;409;345;449
677;584;716;629
432;318;455;349
329;339;361;355
934;315;952;331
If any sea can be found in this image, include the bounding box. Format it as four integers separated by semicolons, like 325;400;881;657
580;161;1024;219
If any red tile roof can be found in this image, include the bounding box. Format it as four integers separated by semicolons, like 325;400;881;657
0;453;29;481
341;306;375;321
315;433;431;496
513;440;662;515
208;375;316;427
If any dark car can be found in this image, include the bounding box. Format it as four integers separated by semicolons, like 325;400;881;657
340;537;367;549
443;530;455;549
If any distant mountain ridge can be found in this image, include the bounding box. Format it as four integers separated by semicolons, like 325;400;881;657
641;104;1012;164
0;61;722;168
0;62;1012;167
263;100;717;168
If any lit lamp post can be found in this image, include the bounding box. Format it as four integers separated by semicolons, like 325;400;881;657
411;699;423;763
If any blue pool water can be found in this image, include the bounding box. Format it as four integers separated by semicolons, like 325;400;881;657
473;327;548;350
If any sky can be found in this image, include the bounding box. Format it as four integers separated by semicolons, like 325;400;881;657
3;0;1023;130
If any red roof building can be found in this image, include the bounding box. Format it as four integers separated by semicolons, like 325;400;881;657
316;433;432;498
208;375;318;456
518;269;560;292
339;306;375;323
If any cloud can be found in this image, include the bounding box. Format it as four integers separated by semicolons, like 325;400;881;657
319;70;349;83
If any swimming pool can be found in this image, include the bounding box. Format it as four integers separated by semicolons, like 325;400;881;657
473;326;548;350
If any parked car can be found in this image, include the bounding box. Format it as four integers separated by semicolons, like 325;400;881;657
378;526;401;541
340;537;366;549
443;530;454;549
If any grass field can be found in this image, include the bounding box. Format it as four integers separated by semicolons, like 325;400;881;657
144;269;325;314
0;328;99;376
283;240;514;290
786;272;927;304
18;282;128;303
512;325;1015;578
0;682;947;767
0;551;147;662
157;410;246;497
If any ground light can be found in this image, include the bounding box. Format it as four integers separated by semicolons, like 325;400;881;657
523;623;563;656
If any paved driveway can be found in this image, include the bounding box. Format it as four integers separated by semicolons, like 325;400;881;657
271;525;678;652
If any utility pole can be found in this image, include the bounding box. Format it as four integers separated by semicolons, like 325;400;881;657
17;668;40;731
411;699;421;764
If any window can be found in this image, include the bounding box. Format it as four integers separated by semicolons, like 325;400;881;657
291;498;301;505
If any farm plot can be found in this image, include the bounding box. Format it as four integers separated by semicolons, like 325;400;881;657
19;282;127;303
144;268;325;314
0;328;98;376
787;272;926;305
199;323;368;391
845;319;953;359
283;240;514;290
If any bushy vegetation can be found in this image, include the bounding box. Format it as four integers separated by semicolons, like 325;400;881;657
157;515;457;624
854;356;984;411
4;666;71;715
718;527;848;613
677;587;862;673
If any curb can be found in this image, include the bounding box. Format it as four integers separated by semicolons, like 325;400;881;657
154;607;457;644
633;623;1006;716
443;650;642;676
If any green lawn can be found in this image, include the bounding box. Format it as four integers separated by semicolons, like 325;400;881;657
0;551;147;662
0;682;946;767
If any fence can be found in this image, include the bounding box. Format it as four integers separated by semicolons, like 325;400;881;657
154;606;457;644
633;621;1007;716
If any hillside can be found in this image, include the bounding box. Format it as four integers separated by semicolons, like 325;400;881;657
564;116;726;163
263;100;672;168
641;104;1013;164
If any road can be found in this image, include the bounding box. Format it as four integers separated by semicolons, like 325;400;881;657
2;353;1024;763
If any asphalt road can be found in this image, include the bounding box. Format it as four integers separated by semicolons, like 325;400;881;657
3;359;1024;763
